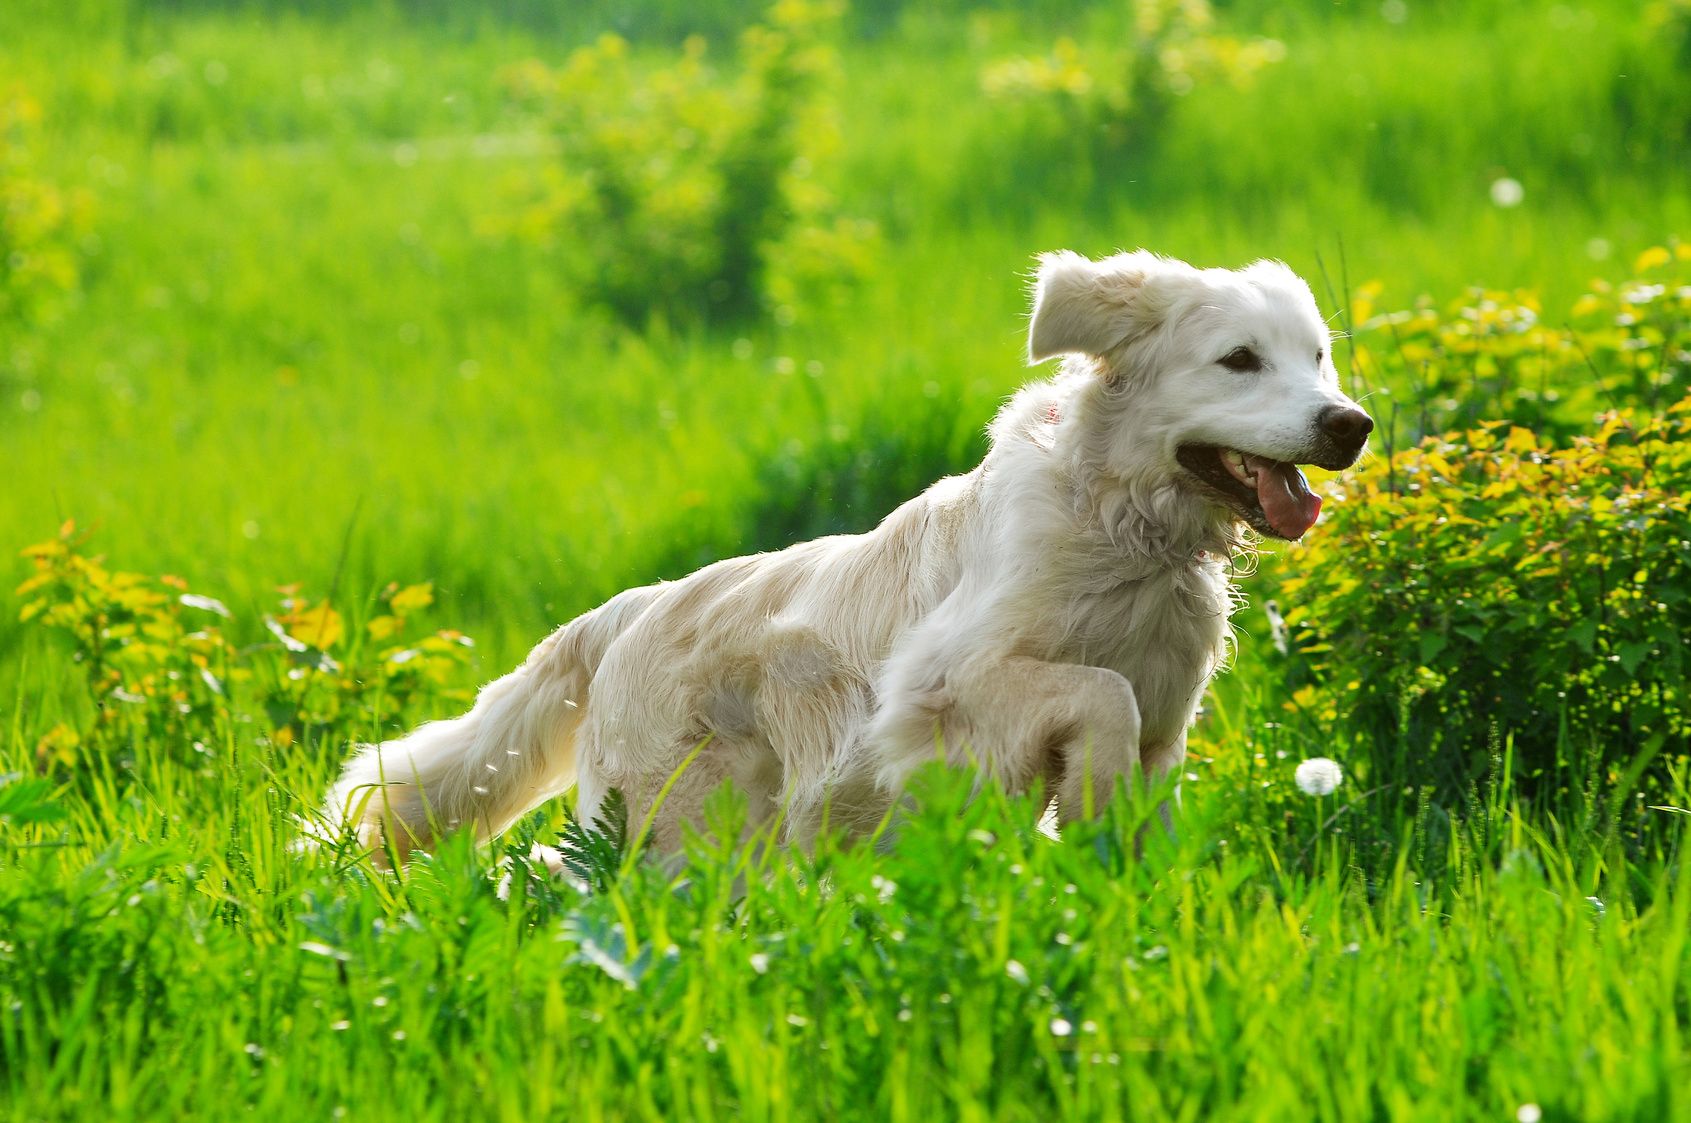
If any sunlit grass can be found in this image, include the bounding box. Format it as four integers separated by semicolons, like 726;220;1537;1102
3;691;1686;1120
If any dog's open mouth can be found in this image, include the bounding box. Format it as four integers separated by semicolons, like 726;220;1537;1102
1175;445;1323;540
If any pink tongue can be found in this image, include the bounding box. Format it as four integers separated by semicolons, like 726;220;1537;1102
1244;455;1322;538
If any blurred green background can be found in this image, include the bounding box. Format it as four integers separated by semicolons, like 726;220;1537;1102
4;0;1688;676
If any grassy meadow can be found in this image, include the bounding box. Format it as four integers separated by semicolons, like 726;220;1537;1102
3;0;1690;1118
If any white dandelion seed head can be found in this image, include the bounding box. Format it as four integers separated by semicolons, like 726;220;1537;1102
1294;757;1344;796
1490;176;1524;208
1516;1105;1542;1123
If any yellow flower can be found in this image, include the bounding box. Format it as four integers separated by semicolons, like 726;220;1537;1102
1634;246;1671;272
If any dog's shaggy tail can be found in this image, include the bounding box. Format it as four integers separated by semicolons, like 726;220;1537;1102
315;585;657;864
322;629;587;862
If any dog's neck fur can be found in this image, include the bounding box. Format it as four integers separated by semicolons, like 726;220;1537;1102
967;364;1243;751
988;362;1249;574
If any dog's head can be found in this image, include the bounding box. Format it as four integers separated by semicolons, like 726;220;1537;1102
1027;249;1372;541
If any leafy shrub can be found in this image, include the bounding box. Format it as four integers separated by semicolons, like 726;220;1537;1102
1272;399;1691;797
17;523;473;776
1343;244;1691;444
980;1;1284;162
1614;0;1691;154
1;87;92;329
491;0;875;327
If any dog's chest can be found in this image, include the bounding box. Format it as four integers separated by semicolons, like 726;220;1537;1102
1055;565;1231;747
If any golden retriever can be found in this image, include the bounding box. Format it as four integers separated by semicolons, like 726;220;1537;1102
319;249;1372;862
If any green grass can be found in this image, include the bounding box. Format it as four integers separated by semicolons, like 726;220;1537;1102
2;0;1689;1118
3;710;1687;1121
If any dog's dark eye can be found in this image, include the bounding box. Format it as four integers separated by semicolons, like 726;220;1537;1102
1218;346;1262;373
1315;347;1325;365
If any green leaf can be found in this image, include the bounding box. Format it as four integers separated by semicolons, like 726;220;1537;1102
562;912;652;991
0;772;66;827
557;788;628;894
1481;521;1525;551
1616;641;1652;676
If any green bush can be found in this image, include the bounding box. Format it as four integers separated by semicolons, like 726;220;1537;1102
491;0;875;327
16;523;473;776
979;0;1283;165
1341;244;1691;445
0;87;91;329
1272;397;1691;797
1614;0;1691;155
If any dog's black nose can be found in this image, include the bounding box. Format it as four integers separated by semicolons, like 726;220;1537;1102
1318;405;1374;444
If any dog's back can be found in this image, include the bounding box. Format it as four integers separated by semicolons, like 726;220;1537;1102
571;469;979;845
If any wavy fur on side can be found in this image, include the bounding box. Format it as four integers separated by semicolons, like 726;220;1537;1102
314;248;1370;862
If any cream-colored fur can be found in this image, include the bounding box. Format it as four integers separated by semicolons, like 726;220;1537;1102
318;249;1370;861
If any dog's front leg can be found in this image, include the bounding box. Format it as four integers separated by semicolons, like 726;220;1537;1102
871;655;1143;821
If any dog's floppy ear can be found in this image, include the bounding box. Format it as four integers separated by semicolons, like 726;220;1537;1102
1026;250;1161;364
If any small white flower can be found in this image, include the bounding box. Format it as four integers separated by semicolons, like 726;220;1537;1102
1295;757;1344;796
1516;1105;1542;1123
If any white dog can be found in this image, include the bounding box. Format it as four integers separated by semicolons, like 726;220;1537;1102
321;249;1371;862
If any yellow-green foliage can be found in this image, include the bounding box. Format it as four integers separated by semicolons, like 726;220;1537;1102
1275;393;1691;792
1345;243;1691;440
1262;249;1691;793
0;87;91;327
17;524;473;774
980;0;1283;155
491;0;875;326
